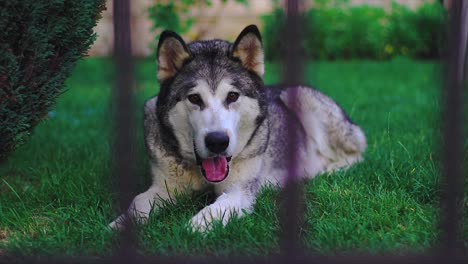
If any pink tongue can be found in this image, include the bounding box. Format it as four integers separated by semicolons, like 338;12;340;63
201;156;228;182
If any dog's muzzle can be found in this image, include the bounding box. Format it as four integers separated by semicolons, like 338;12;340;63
205;131;229;154
194;132;232;183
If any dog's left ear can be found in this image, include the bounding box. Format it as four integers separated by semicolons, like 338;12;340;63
230;25;264;78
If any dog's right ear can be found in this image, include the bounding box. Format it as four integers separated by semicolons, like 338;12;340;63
156;31;191;81
230;25;264;78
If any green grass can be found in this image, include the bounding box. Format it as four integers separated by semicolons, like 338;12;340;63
0;57;466;256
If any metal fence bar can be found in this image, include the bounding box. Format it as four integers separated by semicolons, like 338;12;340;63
280;0;306;258
112;0;137;262
440;0;467;260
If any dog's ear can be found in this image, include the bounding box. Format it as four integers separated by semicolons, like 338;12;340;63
230;25;264;78
156;31;191;81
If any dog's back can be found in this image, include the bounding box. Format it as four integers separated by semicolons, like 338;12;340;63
263;86;367;185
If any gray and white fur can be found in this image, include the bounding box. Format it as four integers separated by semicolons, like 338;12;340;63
110;25;366;232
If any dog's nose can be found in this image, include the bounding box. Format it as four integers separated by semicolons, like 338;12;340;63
205;131;229;154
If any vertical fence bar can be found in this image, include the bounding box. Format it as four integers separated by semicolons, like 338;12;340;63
113;0;137;262
440;0;467;261
280;0;306;258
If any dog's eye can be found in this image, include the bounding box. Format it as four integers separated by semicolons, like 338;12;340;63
226;92;239;104
187;94;202;106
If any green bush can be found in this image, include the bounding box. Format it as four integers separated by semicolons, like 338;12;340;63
147;0;247;48
261;7;287;61
262;1;447;60
387;1;446;58
305;5;388;59
0;0;105;160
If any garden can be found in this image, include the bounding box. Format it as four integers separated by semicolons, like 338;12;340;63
0;0;467;257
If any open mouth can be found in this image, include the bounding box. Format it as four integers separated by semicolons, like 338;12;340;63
196;154;232;183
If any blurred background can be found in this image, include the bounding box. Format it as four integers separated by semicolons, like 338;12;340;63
89;0;450;59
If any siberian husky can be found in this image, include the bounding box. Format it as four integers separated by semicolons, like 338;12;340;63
110;25;366;232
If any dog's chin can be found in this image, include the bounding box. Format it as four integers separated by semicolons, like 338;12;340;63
195;152;232;183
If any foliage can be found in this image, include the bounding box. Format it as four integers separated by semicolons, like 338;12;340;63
305;5;388;59
261;7;287;62
148;0;247;48
386;2;447;58
0;0;105;160
262;1;447;60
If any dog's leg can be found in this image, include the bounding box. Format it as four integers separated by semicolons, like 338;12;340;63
189;157;263;232
109;184;173;230
110;159;205;231
189;186;257;232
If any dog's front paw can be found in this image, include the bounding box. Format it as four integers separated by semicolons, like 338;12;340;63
189;206;232;233
109;214;127;231
109;213;149;231
190;210;213;233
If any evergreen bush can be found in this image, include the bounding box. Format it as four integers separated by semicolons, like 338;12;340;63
0;0;105;160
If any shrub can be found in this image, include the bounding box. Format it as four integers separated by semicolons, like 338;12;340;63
147;0;247;49
387;1;446;58
305;5;387;59
0;0;105;160
261;1;447;60
261;7;287;61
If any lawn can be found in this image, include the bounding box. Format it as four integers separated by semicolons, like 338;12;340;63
0;57;466;256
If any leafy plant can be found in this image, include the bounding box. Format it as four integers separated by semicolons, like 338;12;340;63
148;0;247;50
261;6;286;61
0;0;105;160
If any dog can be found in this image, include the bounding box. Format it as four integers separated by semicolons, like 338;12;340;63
110;25;366;232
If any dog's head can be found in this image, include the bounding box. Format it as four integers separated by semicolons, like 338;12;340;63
155;25;267;183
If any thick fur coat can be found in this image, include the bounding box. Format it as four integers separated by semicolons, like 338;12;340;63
110;25;366;232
